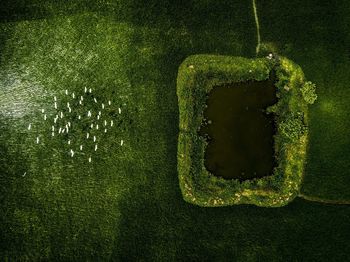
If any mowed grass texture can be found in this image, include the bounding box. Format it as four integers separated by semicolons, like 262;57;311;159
0;15;138;259
0;1;349;261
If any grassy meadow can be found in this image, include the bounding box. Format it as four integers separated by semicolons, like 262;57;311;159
258;0;350;201
0;0;349;260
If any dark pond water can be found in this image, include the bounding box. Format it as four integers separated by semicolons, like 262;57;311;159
199;77;277;181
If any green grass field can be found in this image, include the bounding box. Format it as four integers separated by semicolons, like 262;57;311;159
258;0;350;201
1;0;349;260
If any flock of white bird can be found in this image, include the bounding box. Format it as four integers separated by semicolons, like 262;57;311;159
27;87;124;163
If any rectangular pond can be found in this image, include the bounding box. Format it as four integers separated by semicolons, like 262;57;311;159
199;77;277;181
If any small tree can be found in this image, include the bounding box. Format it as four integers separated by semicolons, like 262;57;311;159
279;112;306;142
301;81;317;104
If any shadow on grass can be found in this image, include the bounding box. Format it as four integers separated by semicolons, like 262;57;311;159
0;0;111;23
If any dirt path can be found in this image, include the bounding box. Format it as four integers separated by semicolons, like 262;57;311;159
298;194;350;205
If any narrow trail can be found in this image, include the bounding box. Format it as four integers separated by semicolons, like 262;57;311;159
252;0;261;55
298;194;350;205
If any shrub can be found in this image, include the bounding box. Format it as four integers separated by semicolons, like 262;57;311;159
301;81;317;104
279;112;306;142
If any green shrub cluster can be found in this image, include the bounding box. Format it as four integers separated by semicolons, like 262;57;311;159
177;55;315;207
301;81;317;104
279;112;306;142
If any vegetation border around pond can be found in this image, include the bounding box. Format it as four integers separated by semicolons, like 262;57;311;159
177;54;316;207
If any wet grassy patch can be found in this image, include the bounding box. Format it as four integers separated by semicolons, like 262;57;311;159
177;54;313;207
199;77;277;181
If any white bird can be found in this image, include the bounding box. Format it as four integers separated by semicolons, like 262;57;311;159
98;111;101;116
94;144;98;151
62;128;65;134
70;149;74;157
88;157;92;163
88;111;91;117
96;124;99;130
68;122;71;127
65;89;68;95
28;123;32;130
86;133;90;139
68;107;71;113
104;129;107;133
52;126;55;131
120;140;124;146
41;108;45;113
54;118;58;124
68;140;71;145
102;103;105;109
79;100;82;105
52;132;54;137
89;88;92;93
84;87;87;93
80;96;83;101
118;107;121;114
36;137;39;144
94;98;97;103
97;115;100;120
67;102;70;108
54;96;57;102
91;123;94;129
59;127;62;134
110;120;114;127
23;172;26;177
108;100;111;105
80;145;83;151
54;102;57;109
60;112;64;118
44;114;47;120
72;92;75;99
93;136;96;142
104;120;107;126
78;115;81;120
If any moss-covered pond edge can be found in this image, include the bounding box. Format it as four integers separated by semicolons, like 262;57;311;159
177;54;317;207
